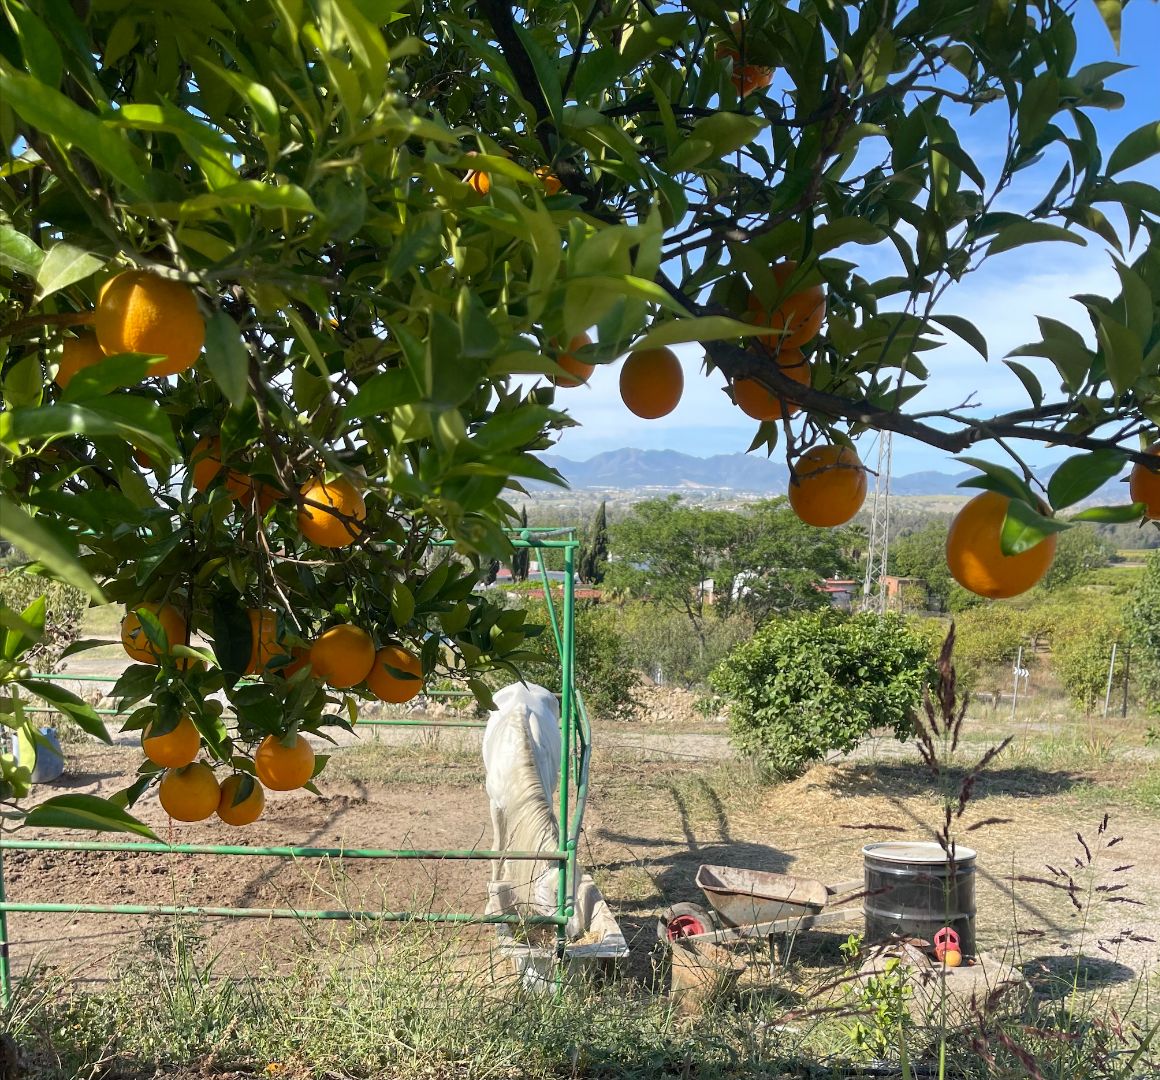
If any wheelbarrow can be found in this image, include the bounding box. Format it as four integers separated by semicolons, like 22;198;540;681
659;864;863;954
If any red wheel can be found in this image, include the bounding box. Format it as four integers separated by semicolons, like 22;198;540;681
659;902;714;941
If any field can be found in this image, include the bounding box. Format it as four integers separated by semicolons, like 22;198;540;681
5;675;1159;1079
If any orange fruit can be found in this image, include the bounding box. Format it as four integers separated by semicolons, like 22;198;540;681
535;166;563;195
945;491;1058;599
716;21;773;96
158;762;220;822
133;448;154;470
551;332;594;387
366;643;423;703
788;445;867;528
280;645;314;679
245;608;289;676
733;349;810;421
189;437;268;505
464;156;491;195
54;333;105;389
1129;443;1160;519
943;949;963;968
254;734;316;791
297;476;366;548
748;262;826;350
121;602;188;664
94;270;205;377
619;347;683;419
142;714;201;769
310;624;376;688
216;774;266;826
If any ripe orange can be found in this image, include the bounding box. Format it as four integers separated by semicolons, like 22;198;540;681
733;350;810;421
366;643;423;703
216;774;266;826
716;21;773;96
945;491;1058;599
310;624;376;688
280;645;314;679
142;714;201;769
535;166;563;195
189;436;265;504
943;949;963;968
254;733;316;791
297;476;366;548
788;445;867;528
465;161;490;195
620;346;683;419
551;332;594;387
121;602;187;664
94;270;205;377
158;762;220;822
245;608;289;676
748;262;827;350
1129;443;1160;519
54;333;105;389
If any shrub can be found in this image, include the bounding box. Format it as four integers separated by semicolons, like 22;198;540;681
711;610;934;779
617;602;755;689
0;571;86;673
521;599;639;722
1051;600;1127;715
950;605;1032;693
1126;551;1160;714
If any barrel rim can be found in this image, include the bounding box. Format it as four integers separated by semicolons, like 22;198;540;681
861;841;977;864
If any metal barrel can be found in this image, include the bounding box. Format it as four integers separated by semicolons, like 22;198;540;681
862;841;977;956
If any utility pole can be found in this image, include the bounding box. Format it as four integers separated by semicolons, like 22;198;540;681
1102;642;1119;719
862;431;893;614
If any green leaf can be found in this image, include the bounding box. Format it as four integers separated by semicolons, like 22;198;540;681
178;180;316;216
933;315;987;360
987;221;1085;256
513;25;562;124
212;593;251;690
1106;120;1160;176
1114;261;1153;344
0;497;104;602
0;399;178;459
1047;450;1127;509
0;63;150;197
18;679;112;743
203;310;250;408
1005;361;1044;406
812;218;884;254
2;594;46;660
1092;0;1121;49
0;225;44;276
1069;502;1145;522
34;242;103;302
1018;73;1059;145
343;368;422;421
1096;312;1142;394
928;143;986;191
24;793;158;839
4;0;63;86
634;315;763;350
391;582;415;627
1000;499;1070;556
956;457;1036;504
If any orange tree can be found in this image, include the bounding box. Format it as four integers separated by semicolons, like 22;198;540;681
1;0;1159;829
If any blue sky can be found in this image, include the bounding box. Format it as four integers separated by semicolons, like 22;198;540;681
547;2;1160;477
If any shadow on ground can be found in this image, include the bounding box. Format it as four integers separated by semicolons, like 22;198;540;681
833;762;1089;801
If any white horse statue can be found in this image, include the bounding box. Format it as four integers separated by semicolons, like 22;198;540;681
482;682;578;937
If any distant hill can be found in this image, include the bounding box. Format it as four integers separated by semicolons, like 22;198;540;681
535;448;977;496
534;447;1132;502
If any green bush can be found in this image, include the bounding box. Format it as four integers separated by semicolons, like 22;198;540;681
711;611;934;779
1049;598;1127;714
520;599;639;722
1126;551;1160;714
0;571;86;673
950;605;1032;694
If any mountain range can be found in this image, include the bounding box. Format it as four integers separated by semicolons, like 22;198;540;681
534;448;977;496
534;448;1132;501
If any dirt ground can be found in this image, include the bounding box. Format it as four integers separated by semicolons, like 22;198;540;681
5;685;1159;1003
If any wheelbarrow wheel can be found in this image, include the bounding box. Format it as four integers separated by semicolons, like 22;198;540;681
658;902;714;942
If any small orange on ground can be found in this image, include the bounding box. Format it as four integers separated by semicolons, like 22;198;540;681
54;333;105;389
310;624;376;689
216;774;266;826
94;270;205;377
620;346;683;419
788;445;867;528
551;332;594;387
943;949;963;968
121;602;187;664
297;476;366;548
733;349;810;421
748;262;826;350
366;643;424;703
254;734;316;791
945;491;1058;599
716;21;773;97
158;762;220;822
535;166;563;195
245;608;289;676
142;714;201;769
1129;443;1160;519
